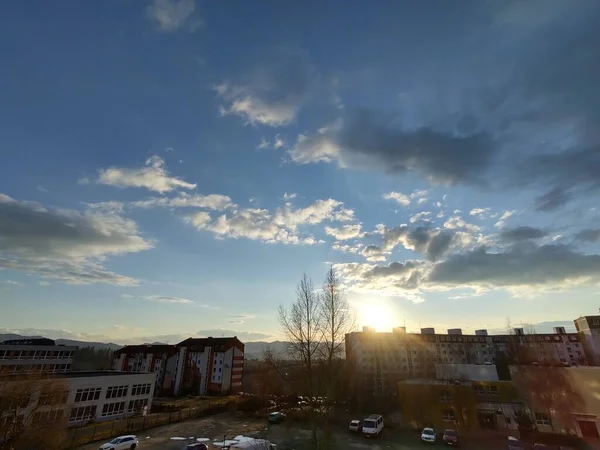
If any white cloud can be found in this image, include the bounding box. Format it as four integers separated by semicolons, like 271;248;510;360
283;192;297;200
324;224;364;241
92;156;196;193
185;211;211;229
216;84;297;127
273;134;285;149
469;207;491;216
409;211;431;224
332;242;363;254
443;216;481;233
146;0;201;32
1;280;21;286
495;210;517;229
258;139;270;149
132;192;234;210
0;193;151;285
128;294;196;305
383;189;428;207
186;198;354;245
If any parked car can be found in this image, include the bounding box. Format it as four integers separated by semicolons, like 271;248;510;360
100;435;139;450
507;436;525;450
362;414;384;437
442;429;459;446
183;444;208;450
421;428;437;445
268;411;285;424
348;420;362;432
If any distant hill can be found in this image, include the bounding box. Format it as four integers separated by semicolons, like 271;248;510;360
243;341;288;359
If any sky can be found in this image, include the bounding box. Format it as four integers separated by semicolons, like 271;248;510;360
1;0;600;345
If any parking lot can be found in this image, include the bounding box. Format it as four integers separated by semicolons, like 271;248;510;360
77;413;509;450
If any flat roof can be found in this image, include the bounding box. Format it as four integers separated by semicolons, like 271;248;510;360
0;371;153;381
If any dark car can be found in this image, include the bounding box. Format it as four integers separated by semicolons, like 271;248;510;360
508;436;525;450
184;444;208;450
442;429;459;446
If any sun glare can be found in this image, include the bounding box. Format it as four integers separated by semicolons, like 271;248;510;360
357;299;401;332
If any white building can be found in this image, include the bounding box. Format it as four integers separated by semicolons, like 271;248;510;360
0;371;156;427
0;338;76;375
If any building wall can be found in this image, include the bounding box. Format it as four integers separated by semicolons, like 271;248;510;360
0;344;76;375
346;326;588;396
575;316;600;366
398;379;521;432
511;366;600;440
64;373;155;424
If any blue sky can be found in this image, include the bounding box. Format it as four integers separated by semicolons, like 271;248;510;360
2;0;600;344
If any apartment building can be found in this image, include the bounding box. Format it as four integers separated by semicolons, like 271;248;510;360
112;344;178;396
575;315;600;365
346;325;587;396
113;336;245;397
0;338;76;375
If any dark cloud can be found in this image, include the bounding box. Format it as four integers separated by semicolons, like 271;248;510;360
429;243;600;288
575;228;600;242
500;226;547;242
534;187;573;212
379;225;458;262
0;193;150;285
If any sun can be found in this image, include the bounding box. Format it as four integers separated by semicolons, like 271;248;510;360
356;298;400;332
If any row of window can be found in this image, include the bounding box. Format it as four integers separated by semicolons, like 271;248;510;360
32;409;64;424
0;350;74;360
106;385;128;399
128;398;149;413
0;364;71;374
75;387;101;403
102;401;126;417
69;405;97;422
131;383;152;396
38;390;69;406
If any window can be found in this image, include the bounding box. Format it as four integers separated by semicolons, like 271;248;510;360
38;390;69;406
102;401;126;417
487;385;498;395
128;398;149;413
131;383;152;396
473;385;485;395
442;409;455;421
74;387;101;403
440;391;452;402
535;412;551;426
218;368;221;373
32;409;63;424
69;405;97;422
106;385;128;399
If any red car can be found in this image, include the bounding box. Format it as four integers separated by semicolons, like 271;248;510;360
442;429;459;446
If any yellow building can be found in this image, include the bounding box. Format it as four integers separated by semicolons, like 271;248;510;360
511;366;600;441
398;378;521;433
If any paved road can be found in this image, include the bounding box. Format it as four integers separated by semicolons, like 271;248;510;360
77;414;505;450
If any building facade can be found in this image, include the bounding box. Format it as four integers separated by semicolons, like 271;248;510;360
113;336;245;397
112;344;178;397
0;338;76;375
0;371;155;428
575;316;600;365
346;325;587;396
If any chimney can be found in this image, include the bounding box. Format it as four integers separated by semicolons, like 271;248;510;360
475;329;488;336
421;327;435;335
362;326;376;333
514;328;524;336
554;326;566;335
393;327;407;334
447;328;462;335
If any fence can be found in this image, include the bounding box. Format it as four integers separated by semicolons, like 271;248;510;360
64;399;234;449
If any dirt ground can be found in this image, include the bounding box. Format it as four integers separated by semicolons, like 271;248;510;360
77;413;507;450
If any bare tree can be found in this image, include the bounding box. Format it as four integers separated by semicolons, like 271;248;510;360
319;267;355;438
277;273;323;446
0;375;69;450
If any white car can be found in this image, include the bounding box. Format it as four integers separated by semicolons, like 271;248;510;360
100;435;139;450
421;428;436;444
348;419;362;432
